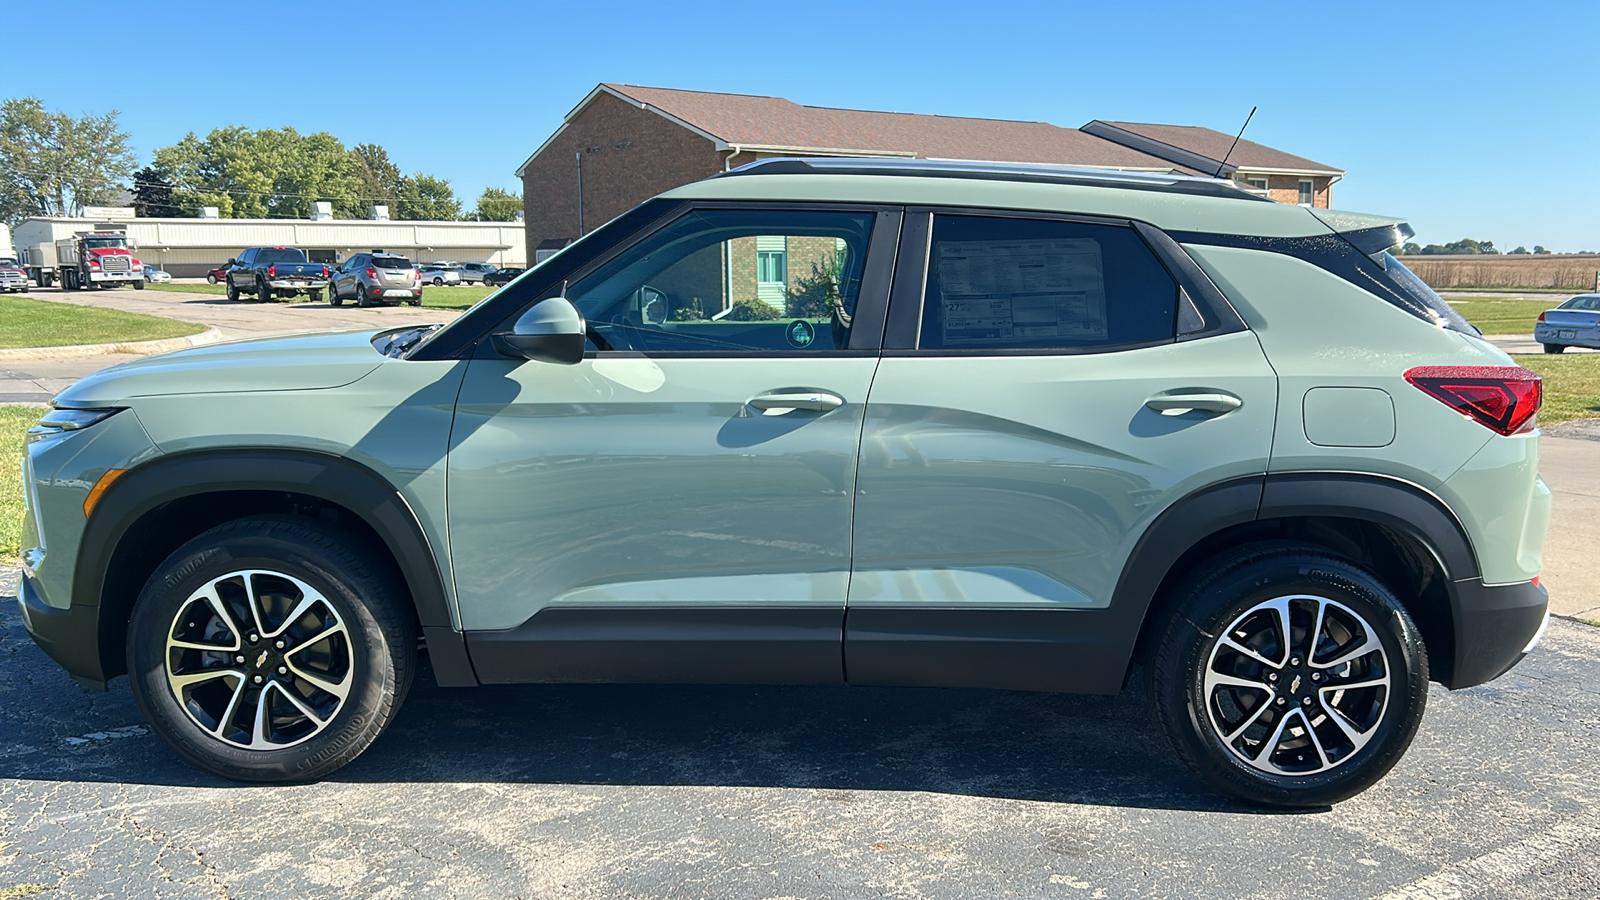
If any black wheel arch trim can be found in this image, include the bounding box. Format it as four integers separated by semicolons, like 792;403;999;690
73;448;477;687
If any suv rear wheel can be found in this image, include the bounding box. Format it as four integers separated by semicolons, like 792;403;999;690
1150;542;1429;808
126;516;416;782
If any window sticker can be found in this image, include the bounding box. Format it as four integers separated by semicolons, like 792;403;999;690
936;238;1108;344
785;319;816;348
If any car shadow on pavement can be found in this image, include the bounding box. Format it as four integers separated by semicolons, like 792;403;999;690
2;595;1284;813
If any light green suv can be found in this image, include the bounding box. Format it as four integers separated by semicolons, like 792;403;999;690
17;159;1551;807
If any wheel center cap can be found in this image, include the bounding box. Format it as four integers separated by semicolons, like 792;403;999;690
1289;674;1302;694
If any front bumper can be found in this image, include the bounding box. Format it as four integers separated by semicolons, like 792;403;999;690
1447;577;1549;688
17;574;107;689
88;272;140;283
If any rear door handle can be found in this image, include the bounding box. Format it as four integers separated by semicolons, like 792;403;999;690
748;390;844;412
1145;390;1243;416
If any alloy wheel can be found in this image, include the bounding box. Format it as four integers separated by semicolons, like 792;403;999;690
1202;594;1391;776
164;569;353;749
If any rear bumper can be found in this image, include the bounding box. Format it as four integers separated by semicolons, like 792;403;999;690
1447;577;1549;689
1534;323;1600;348
267;279;328;290
17;573;107;690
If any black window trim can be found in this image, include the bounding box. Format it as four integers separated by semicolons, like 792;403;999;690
882;206;1246;357
464;201;904;361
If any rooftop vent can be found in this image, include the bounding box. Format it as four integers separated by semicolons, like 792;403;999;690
368;205;390;221
310;201;333;221
200;207;220;219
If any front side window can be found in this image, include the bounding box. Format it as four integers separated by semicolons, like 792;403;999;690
565;208;875;353
917;215;1177;351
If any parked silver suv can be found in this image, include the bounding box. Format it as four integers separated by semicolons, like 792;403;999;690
329;253;422;307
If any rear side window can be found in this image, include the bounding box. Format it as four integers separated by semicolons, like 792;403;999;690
918;215;1176;351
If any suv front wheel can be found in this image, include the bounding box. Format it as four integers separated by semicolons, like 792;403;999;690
127;516;416;782
1150;542;1429;808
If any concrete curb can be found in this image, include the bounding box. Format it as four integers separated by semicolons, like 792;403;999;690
0;327;224;361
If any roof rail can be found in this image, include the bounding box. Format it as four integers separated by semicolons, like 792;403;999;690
713;157;1272;202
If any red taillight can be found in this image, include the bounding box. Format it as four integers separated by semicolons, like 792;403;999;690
1536;311;1546;323
322;266;330;279
269;264;276;277
366;267;377;279
1404;365;1542;436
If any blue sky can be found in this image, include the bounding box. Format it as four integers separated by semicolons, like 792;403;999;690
4;0;1596;250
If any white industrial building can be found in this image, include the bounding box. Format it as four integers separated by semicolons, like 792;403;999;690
12;205;526;278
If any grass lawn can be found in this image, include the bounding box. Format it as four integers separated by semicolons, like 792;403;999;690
1449;295;1563;335
0;405;39;561
1514;354;1600;423
156;282;493;311
0;296;205;350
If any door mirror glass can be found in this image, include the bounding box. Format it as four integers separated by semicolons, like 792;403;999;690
492;296;586;365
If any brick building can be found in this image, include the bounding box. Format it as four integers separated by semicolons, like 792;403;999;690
517;84;1344;277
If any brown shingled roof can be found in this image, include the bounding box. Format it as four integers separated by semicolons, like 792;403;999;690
590;84;1183;170
1084;120;1342;176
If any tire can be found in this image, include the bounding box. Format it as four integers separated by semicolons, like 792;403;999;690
258;278;272;302
432;277;443;286
1149;541;1429;808
1543;343;1565;354
133;280;145;290
207;274;218;284
356;284;372;308
226;280;239;301
330;286;344;307
308;290;323;303
126;516;416;783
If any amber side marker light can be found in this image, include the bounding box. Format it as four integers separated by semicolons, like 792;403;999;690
83;468;127;518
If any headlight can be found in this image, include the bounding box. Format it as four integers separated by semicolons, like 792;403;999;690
27;407;122;442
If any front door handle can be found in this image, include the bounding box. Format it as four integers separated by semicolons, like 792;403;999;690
748;390;844;412
1145;390;1243;416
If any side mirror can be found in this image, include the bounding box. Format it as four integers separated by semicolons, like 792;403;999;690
491;296;586;365
225;258;236;266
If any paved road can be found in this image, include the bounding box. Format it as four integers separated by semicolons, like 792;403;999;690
0;286;463;403
2;565;1597;899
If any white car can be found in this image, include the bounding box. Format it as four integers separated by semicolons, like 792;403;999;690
418;264;462;286
142;265;173;284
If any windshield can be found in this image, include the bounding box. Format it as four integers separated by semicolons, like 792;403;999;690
1373;251;1479;336
0;258;17;267
83;237;126;250
257;248;307;264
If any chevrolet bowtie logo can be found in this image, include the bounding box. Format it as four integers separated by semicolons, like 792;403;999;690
1290;675;1302;693
255;651;269;669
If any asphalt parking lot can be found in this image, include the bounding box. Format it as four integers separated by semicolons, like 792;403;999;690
2;563;1597;899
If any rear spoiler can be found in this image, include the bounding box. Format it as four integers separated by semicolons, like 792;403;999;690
1309;209;1414;257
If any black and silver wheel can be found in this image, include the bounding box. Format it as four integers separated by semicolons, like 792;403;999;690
128;517;415;782
356;284;372;307
1543;343;1565;354
1151;543;1428;808
226;279;239;301
257;278;272;301
432;277;444;286
329;282;344;306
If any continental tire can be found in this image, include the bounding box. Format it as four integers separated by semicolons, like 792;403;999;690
126;516;416;782
1150;542;1429;808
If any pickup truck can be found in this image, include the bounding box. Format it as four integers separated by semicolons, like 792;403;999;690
225;246;330;302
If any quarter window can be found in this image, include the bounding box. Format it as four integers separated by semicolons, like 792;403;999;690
917;215;1178;351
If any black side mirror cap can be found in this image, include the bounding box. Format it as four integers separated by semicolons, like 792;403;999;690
491;331;585;365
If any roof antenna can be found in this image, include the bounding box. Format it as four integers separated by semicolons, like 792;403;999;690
1215;106;1257;178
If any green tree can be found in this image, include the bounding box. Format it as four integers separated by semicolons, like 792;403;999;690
131;166;180;217
472;186;522;221
348;143;403;217
0;97;136;223
395;173;461;220
151;126;362;218
1533;245;1551;254
1509;245;1529;255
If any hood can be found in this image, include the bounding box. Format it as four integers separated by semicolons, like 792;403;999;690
88;247;132;257
55;330;388;406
